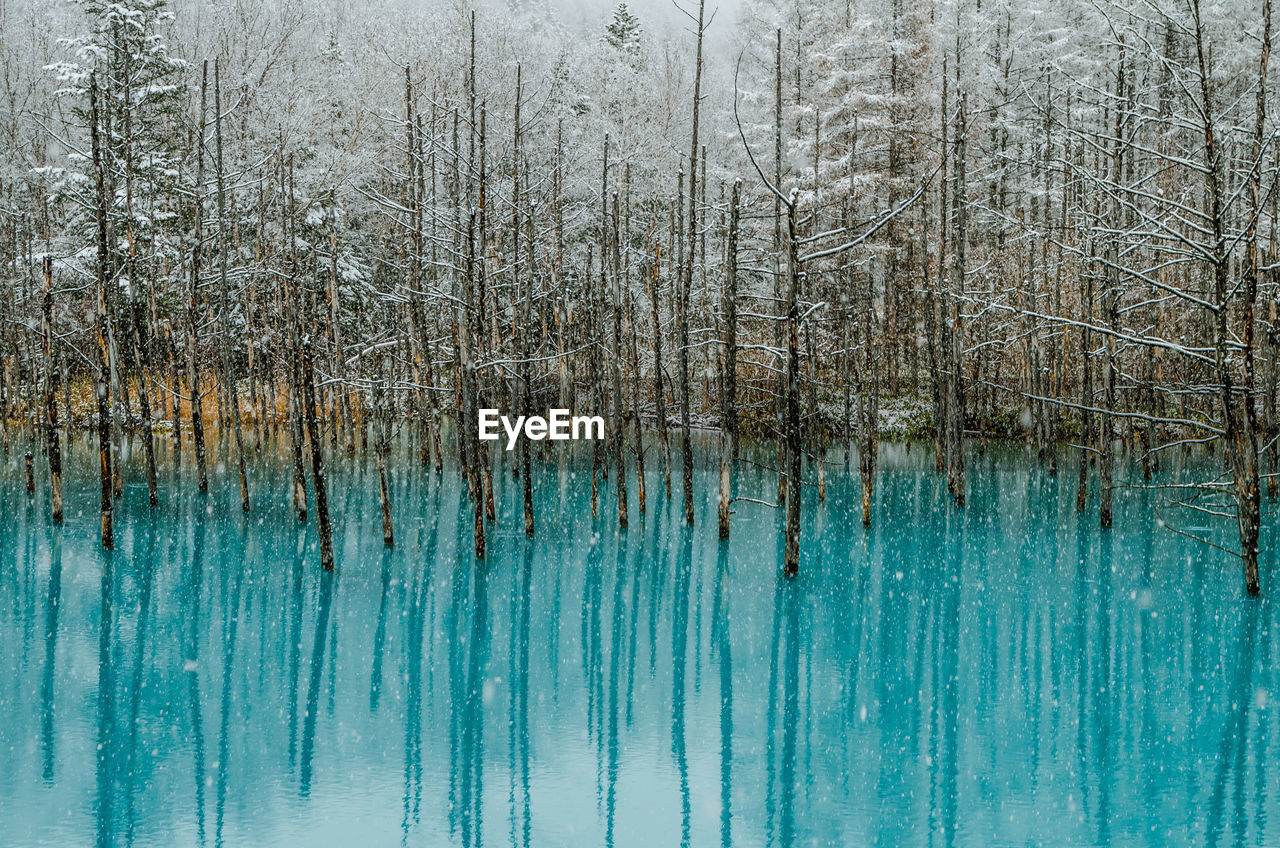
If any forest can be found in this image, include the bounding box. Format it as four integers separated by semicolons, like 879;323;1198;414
0;0;1276;592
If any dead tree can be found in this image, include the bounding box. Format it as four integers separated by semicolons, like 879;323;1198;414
215;60;250;512
677;0;708;527
90;74;113;549
374;361;394;547
611;190;628;528
302;337;335;570
718;180;740;539
41;257;62;522
189;63;210;496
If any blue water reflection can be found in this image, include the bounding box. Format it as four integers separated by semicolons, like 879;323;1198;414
0;438;1273;847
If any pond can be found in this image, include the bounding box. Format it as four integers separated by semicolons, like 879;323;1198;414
0;436;1274;847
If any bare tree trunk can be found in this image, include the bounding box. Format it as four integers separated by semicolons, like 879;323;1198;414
215;60;250;512
611;189;628;528
719;180;740;540
628;286;647;516
463;209;486;559
189;63;210;496
375;363;394;547
648;240;670;498
286;157;308;523
677;0;705;528
477;105;496;525
774;27;787;508
859;256;879;527
623;166;646;516
90;74;113;549
783;197;802;576
947;91;967;507
934;66;949;477
1099;49;1127;530
302;338;335;570
117;79;159;507
42;257;62;522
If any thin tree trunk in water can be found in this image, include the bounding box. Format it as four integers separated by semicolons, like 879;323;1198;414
190;63;209;496
462;210;486;559
623;167;646;516
375;364;394;547
628;287;647;515
805;279;825;502
131;302;158;506
611;191;628;528
1189;0;1260;593
783;198;802;577
1077;250;1093;513
215;60;249;512
90;74;113;550
588;245;601;517
287;157;307;523
1267;297;1278;498
119;59;159;509
509;68;535;538
1267;146;1280;498
514;68;535;538
1043;97;1061;477
678;0;706;528
167;327;181;453
935;69;948;477
96;352;113;550
774;27;787;508
405;72;427;471
302;338;335;571
1099;282;1116;530
42;257;62;522
519;288;535;534
1246;0;1272;558
719;180;740;540
1255;0;1275;504
648;241;669;498
921;209;942;478
859;263;879;527
947;91;967;507
1224;0;1267;593
678;203;694;526
477;105;496;525
1100;50;1126;530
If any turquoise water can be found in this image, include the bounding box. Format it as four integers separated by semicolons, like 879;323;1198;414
0;436;1274;847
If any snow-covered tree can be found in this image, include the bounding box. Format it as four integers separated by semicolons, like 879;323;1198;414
604;3;642;55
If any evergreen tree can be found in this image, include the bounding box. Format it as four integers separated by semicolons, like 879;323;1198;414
45;0;189;279
604;3;642;55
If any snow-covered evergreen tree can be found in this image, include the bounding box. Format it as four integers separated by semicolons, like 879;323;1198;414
604;3;643;55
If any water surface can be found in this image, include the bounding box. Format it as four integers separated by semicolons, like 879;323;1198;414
0;437;1274;847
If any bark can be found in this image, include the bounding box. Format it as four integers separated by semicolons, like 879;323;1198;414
947;91;967;507
783;197;802;577
42;257;62;522
774;28;787;508
90;74;113;550
679;0;704;529
1191;0;1261;593
286;157;308;523
648;239;670;498
718;180;740;540
375;363;394;547
215;60;250;512
119;52;158;508
189;63;210;495
611;190;628;528
302;338;335;570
